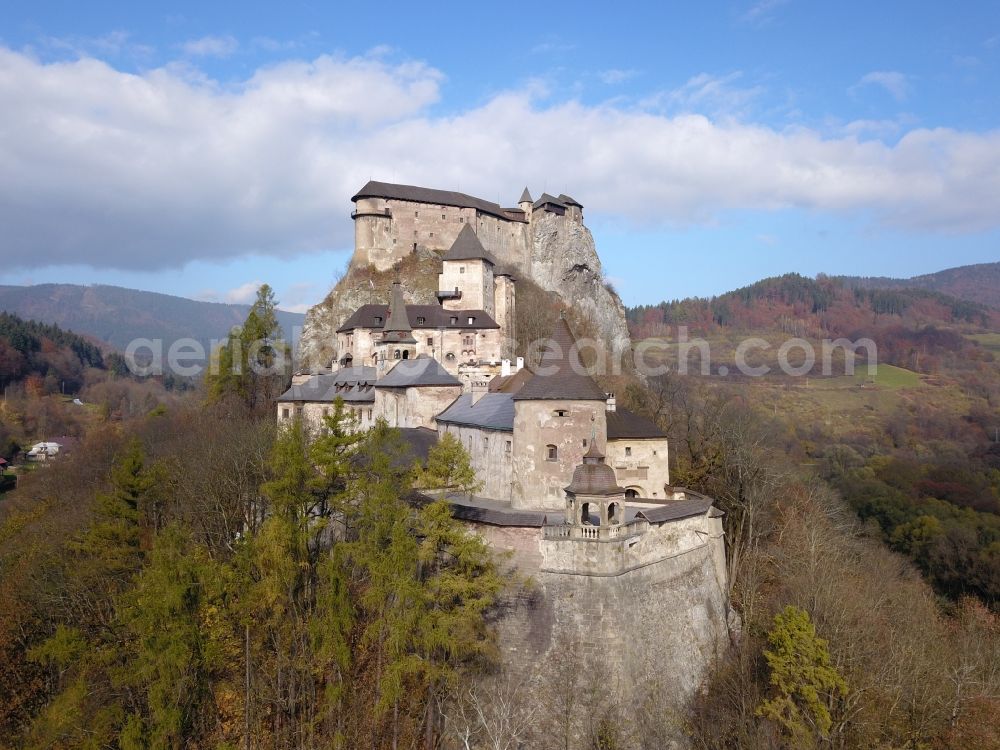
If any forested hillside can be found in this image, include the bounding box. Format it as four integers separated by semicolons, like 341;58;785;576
839;261;1000;309
0;312;106;393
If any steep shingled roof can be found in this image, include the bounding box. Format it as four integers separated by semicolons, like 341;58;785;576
375;356;462;388
518;187;533;203
351;180;528;223
532;192;566;209
441;224;496;265
512;318;608;402
277;366;377;404
381;281;416;344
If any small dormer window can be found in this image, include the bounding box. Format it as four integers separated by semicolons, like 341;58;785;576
416;316;425;325
467;316;475;325
554;409;568;417
460;266;465;274
374;316;383;325
450;317;458;325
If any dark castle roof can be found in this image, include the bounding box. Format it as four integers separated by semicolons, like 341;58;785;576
442;224;496;264
606;408;668;440
512;318;608;402
519;187;533;203
337;304;499;333
375;356;462;388
352;180;528;223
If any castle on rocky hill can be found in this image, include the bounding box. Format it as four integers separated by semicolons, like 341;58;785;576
281;182;732;747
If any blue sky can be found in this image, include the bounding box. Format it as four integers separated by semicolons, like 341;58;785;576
0;1;998;311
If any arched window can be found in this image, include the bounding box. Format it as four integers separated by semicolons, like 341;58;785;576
608;502;620;524
546;444;558;461
393;350;401;359
625;488;640;499
402;350;409;359
580;502;591;525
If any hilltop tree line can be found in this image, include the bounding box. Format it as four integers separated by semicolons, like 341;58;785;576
0;312;108;393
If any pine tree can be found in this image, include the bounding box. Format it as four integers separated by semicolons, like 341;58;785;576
415;432;482;497
757;605;848;746
206;283;290;415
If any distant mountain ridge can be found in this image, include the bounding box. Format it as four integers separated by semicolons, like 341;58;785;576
0;284;305;355
837;262;1000;309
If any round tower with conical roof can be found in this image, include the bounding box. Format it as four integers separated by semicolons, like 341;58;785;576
564;439;626;528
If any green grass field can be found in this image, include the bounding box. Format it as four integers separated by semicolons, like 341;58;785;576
966;332;1000;353
852;363;923;389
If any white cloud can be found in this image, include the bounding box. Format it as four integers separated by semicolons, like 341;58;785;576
223;281;263;304
0;48;999;273
181;34;239;58
853;70;910;101
642;72;765;117
598;68;637;85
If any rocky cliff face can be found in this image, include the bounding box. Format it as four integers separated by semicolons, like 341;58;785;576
526;213;631;360
298;215;631;370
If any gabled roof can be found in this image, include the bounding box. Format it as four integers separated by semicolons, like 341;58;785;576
533;192;566;209
381;281;417;344
512;318;608;402
435;392;515;432
351;180;528;223
442;224;496;265
337;304;499;333
557;193;583;208
277;366;377;403
376;356;462;388
519;187;533;203
606;408;667;440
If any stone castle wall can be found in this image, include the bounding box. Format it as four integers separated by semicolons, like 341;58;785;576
472;516;731;750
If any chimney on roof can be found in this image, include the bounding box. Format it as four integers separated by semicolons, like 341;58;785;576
501;359;511;377
606;392;616;412
516;356;524;372
470;380;488;405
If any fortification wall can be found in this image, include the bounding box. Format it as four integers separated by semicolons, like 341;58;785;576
472;520;731;750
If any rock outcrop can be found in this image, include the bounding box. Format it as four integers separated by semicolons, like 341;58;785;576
298;214;631;371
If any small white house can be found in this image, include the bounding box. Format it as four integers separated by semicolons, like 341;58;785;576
27;442;62;461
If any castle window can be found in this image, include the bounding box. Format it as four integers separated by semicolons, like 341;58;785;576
374;316;383;325
402;350;409;359
368;409;372;419
625;489;640;499
450;317;458;325
322;407;329;417
460;266;465;274
413;230;417;237
583;438;588;447
608;502;620;524
393;350;401;359
429;232;434;237
441;214;445;220
463;336;474;347
427;337;433;346
446;352;455;361
505;440;511;453
467;316;475;325
416;317;425;325
625;446;632;457
554;409;568;418
415;211;419;217
483;437;488;448
281;408;290;419
392;239;397;244
460;217;464;223
546;444;558;461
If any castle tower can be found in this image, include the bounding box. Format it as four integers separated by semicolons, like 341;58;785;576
564;439;626;528
375;281;417;376
437;224;496;314
518;187;533;223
